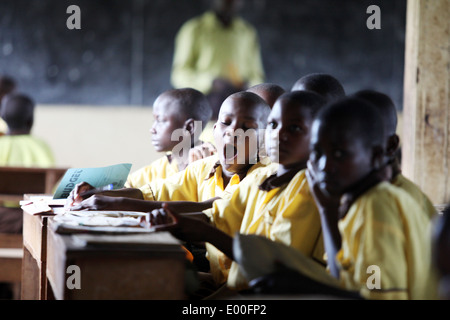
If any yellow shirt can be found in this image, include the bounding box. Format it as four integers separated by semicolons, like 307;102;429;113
125;154;179;188
209;169;325;290
392;173;437;220
337;182;439;300
140;154;271;202
0;135;55;167
0;134;55;207
171;11;265;93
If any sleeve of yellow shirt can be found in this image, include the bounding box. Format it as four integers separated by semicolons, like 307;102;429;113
125;156;177;189
337;183;438;300
141;165;200;202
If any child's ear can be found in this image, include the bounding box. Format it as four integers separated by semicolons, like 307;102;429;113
183;118;195;135
386;134;400;158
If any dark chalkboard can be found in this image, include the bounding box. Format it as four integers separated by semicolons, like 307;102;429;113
0;0;406;109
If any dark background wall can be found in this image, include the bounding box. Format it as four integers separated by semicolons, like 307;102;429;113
0;0;407;109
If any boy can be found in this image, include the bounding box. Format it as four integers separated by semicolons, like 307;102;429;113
191;82;286;163
0;93;54;168
291;73;345;103
0;92;54;298
149;90;328;295
67;91;271;213
250;97;438;299
125;87;212;188
353;89;437;219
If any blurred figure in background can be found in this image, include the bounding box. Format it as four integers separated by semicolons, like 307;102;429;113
171;0;265;120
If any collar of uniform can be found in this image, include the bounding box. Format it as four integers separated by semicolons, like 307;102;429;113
259;166;304;192
338;169;385;219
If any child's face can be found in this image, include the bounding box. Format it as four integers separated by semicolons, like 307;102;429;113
213;96;261;174
151;96;186;153
309;120;374;196
266;100;312;168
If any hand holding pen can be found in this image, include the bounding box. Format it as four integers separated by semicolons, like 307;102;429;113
65;182;113;209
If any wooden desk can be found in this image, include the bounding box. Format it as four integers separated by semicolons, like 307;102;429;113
45;220;187;300
21;209;54;300
0;167;67;299
0;166;67;203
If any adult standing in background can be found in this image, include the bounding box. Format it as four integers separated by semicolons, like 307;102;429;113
171;0;265;120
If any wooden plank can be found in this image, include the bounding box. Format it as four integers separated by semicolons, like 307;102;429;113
402;0;450;205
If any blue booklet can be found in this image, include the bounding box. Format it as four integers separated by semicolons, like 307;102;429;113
52;163;132;199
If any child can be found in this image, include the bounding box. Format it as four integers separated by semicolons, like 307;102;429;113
190;83;286;163
353;89;437;219
0;93;55;168
250;97;438;299
246;83;286;108
149;90;328;295
67;91;272;214
0;92;54;298
291;73;345;103
125;87;212;188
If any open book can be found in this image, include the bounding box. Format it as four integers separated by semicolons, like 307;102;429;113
52;163;132;199
21;163;132;214
233;234;341;288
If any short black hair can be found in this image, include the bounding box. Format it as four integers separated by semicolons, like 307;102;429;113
353;89;397;136
247;83;286;107
0;75;17;96
276;90;327;118
316;97;385;149
1;93;35;131
160;88;212;130
291;73;345;103
226;91;271;129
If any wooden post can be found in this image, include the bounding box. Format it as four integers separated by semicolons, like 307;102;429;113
403;0;450;205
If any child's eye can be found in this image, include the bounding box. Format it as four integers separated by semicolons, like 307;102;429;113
289;125;303;133
268;121;277;129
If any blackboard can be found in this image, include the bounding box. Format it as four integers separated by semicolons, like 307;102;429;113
0;0;406;109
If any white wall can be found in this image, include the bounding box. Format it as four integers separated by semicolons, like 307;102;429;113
32;105;161;174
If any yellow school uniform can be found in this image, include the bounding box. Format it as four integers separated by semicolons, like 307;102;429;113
391;173;437;219
337;182;439;300
139;154;272;202
125;154;179;188
0;134;55;209
0;135;55;167
208;169;325;290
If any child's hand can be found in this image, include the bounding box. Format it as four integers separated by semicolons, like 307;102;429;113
306;160;340;214
189;142;217;163
150;203;209;243
65;181;94;209
69;195;120;211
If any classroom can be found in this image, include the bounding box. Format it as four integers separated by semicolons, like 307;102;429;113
0;0;448;305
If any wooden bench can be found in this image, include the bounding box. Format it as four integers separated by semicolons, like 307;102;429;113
0;166;68;299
